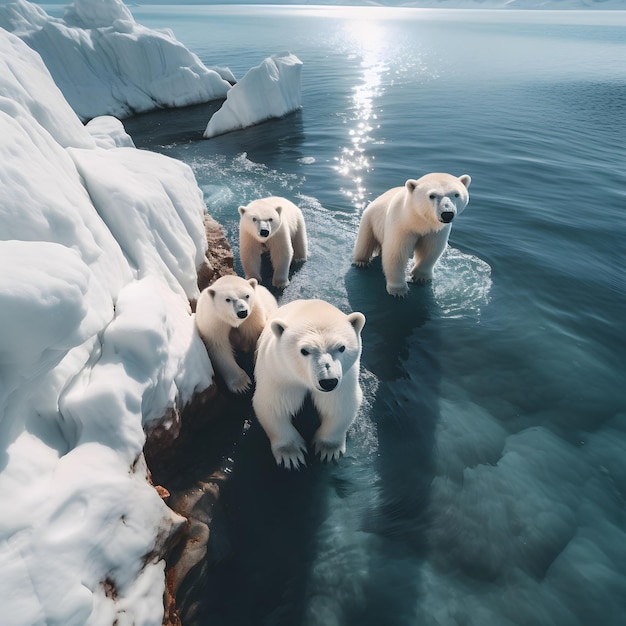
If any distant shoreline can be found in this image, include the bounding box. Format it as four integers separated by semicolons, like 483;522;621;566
31;0;626;10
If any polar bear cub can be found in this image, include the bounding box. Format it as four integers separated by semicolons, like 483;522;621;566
195;275;278;394
253;299;366;469
238;196;307;288
353;172;471;297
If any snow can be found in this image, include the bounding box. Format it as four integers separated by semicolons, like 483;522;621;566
0;0;231;121
204;51;303;139
85;116;135;149
0;23;214;626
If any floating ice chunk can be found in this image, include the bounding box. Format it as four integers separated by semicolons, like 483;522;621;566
63;0;135;29
0;0;232;121
210;65;237;85
203;51;302;139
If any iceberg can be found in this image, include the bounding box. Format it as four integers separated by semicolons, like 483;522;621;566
0;26;215;626
204;51;303;139
0;0;231;121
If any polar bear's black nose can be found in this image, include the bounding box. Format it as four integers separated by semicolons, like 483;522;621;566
259;229;270;237
319;378;338;392
237;310;248;319
441;211;455;223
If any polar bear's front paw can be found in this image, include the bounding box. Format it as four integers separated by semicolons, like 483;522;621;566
226;370;252;394
313;435;346;464
386;283;409;298
409;274;433;286
272;434;307;470
272;277;290;289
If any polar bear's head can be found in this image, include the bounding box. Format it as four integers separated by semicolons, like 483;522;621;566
269;300;366;393
238;199;283;242
405;172;471;229
207;275;259;328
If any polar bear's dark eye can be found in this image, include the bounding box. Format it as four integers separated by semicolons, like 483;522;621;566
454;193;460;198
225;298;231;303
338;345;346;353
252;217;257;222
245;294;250;299
429;193;436;200
300;348;310;356
268;218;273;222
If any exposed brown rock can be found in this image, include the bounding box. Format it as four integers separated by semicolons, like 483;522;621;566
142;212;236;626
145;210;232;464
165;474;226;595
194;212;235;304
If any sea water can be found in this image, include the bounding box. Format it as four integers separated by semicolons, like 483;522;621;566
123;6;626;625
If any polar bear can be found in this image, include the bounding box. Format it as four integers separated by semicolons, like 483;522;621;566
253;299;366;469
195;275;278;394
238;196;307;288
353;172;471;297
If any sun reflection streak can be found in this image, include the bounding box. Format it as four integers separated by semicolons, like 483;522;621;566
333;20;389;211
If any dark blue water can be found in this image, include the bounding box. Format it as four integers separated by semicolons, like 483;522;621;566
124;6;626;625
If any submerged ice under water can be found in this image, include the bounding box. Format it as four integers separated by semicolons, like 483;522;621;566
125;6;626;625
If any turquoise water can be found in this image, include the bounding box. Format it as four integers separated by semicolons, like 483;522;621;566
124;6;626;625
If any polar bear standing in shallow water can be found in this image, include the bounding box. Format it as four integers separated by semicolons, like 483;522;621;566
195;275;278;394
353;172;471;297
238;196;307;288
253;299;366;469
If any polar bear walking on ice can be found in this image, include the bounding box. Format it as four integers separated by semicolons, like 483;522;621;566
195;275;278;394
353;172;471;297
252;299;366;469
238;196;307;289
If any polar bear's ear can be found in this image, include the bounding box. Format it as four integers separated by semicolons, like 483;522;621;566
275;205;283;216
270;319;288;338
208;288;216;299
405;179;418;193
347;312;366;335
238;206;246;217
248;278;258;289
458;175;471;189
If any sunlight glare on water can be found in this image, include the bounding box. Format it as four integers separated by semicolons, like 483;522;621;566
328;10;440;212
333;18;388;210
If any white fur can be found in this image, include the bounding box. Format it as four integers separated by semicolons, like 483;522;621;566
238;196;308;288
195;275;278;394
353;172;471;297
253;299;366;469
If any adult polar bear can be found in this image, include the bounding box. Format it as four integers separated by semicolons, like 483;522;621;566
253;299;366;469
353;172;471;297
238;196;307;288
195;275;277;394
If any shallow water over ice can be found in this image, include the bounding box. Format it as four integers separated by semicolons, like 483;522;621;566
125;6;626;625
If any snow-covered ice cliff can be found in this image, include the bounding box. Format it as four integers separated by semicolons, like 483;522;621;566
0;25;215;625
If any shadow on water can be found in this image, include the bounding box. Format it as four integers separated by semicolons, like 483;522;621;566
122;100;223;147
124;101;306;168
151;347;334;626
343;263;441;625
201;400;332;626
